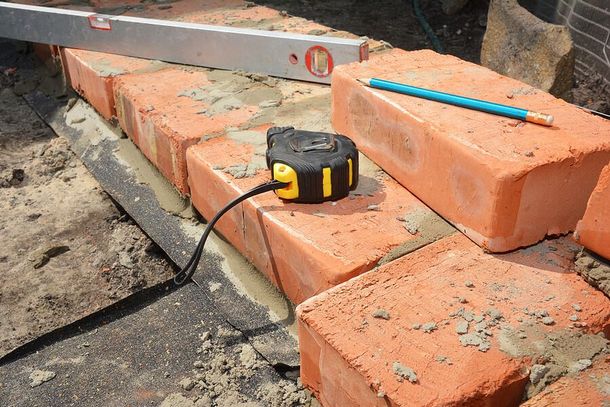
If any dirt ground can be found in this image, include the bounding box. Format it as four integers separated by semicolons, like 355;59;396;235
0;43;175;357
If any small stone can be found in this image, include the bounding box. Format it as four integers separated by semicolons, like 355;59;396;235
457;297;467;304
518;332;527;339
569;314;579;322
456;321;469;334
529;364;549;384
29;370;56;387
118;252;134;269
535;309;549;318
541;316;555;325
572;303;582;312
464;281;474;288
411;324;421;330
367;204;381;211
372;309;390;320
179;378;195;391
193;360;204;368
421;322;437;333
392;362;417;383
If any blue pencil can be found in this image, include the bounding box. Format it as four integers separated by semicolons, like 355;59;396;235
357;77;554;126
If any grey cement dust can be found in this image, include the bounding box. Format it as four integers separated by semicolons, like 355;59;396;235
88;57;167;78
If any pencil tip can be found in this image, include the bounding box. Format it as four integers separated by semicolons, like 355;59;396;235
356;78;371;86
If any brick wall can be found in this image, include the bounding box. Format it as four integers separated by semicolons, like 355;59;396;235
520;0;610;84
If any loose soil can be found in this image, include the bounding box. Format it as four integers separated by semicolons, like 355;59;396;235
0;43;174;357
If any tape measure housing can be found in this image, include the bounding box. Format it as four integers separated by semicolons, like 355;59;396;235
266;127;359;203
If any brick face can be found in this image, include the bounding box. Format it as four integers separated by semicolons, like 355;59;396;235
520;0;610;83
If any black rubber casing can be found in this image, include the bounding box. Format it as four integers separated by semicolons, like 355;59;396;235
266;126;359;203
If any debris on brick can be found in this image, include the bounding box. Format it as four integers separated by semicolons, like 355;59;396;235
392;362;417;383
372;309;390;320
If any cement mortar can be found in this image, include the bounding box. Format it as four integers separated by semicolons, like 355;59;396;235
499;323;608;398
178;70;282;118
179;222;297;337
575;250;610;298
377;209;456;266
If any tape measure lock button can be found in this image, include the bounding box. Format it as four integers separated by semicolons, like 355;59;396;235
266;126;358;203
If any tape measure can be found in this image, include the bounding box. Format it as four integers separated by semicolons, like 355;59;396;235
266;126;359;203
175;127;359;284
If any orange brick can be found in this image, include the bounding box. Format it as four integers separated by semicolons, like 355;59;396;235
186;130;454;303
331;49;610;252
113;68;258;195
62;48;165;120
185;81;454;303
575;163;610;260
297;234;610;406
523;356;610;406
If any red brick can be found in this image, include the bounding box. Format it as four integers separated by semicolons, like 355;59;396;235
61;48;165;120
575;163;610;260
186;116;454;303
522;356;610;406
297;234;610;406
113;68;258;195
331;49;610;252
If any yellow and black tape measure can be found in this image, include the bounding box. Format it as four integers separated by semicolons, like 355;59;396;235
266;126;359;203
176;127;359;284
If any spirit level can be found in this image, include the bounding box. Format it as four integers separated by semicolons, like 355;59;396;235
0;2;368;84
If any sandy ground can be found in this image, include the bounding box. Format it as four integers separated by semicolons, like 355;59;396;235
0;60;175;357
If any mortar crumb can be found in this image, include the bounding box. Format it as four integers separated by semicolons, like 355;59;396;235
372;309;390;320
392;362;417;383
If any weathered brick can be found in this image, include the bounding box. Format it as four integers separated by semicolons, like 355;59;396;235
332;49;610;252
575;163;610;260
298;233;610;406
